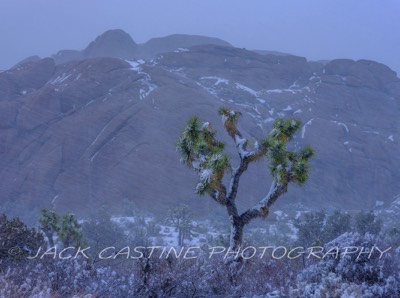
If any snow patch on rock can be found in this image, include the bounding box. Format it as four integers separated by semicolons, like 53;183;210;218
301;118;314;139
235;83;258;96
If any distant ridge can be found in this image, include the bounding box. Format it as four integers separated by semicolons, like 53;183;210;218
12;55;41;69
138;34;232;58
46;29;233;64
253;49;292;56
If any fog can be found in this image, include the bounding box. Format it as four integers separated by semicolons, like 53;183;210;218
0;0;399;74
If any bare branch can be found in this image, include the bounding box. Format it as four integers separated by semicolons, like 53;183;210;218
227;160;248;203
221;112;268;202
209;182;227;205
225;141;268;202
240;180;288;225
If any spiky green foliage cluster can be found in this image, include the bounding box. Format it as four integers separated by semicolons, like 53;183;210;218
265;119;314;185
39;208;59;235
177;109;314;198
58;213;82;247
177;117;230;196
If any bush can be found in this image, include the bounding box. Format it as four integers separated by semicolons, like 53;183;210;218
354;210;382;236
296;232;399;297
293;210;326;247
0;213;44;265
1;210;398;297
322;210;351;243
81;208;130;259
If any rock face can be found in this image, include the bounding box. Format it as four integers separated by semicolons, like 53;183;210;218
83;29;138;60
0;31;399;222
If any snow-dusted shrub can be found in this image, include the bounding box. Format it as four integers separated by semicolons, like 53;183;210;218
296;232;400;297
1;230;398;297
81;209;130;258
128;252;300;297
354;210;382;235
0;213;45;265
0;257;136;297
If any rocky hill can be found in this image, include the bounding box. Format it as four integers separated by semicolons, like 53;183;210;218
0;29;399;221
50;29;231;64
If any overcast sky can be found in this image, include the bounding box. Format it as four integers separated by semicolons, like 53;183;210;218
1;0;399;75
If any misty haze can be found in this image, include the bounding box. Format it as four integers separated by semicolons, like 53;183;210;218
0;1;399;297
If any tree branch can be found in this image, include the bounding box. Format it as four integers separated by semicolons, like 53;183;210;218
226;134;268;201
209;183;227;205
240;179;289;225
227;160;248;203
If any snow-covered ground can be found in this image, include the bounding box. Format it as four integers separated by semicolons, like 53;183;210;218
108;210;299;249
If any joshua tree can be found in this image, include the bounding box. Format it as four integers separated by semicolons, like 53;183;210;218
58;213;83;248
39;209;83;248
39;208;59;247
177;107;314;251
167;204;194;246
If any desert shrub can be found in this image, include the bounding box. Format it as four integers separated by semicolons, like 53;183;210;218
296;232;400;297
81;208;129;258
354;210;382;235
1;212;398;297
293;210;326;247
0;213;44;266
384;226;400;248
146;219;161;237
322;210;351;242
294;209;353;246
0;257;136;297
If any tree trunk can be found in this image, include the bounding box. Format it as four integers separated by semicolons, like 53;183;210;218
229;217;244;253
45;232;55;248
178;229;183;247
